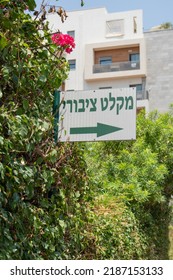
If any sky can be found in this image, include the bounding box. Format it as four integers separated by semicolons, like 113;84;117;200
35;0;173;30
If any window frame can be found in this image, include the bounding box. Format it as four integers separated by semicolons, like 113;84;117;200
99;56;112;65
68;59;76;70
130;84;142;92
67;30;75;38
129;53;140;62
106;19;124;37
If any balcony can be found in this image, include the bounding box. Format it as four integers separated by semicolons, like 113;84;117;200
85;38;146;81
93;61;140;74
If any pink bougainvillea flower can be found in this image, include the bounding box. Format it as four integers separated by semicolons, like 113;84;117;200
66;47;73;54
51;33;75;54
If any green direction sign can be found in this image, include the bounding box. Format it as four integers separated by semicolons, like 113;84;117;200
70;123;123;137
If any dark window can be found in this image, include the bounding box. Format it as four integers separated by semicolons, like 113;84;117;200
130;84;142;92
133;17;137;33
130;84;143;100
129;53;139;62
68;59;76;70
99;87;112;89
67;30;75;38
99;56;112;65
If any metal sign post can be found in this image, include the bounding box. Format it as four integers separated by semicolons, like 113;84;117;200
53;90;60;143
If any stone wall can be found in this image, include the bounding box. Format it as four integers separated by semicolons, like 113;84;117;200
145;29;173;112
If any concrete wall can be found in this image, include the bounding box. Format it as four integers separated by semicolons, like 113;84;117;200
48;8;143;43
145;29;173;112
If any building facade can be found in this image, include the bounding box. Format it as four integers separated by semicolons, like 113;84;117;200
48;7;173;113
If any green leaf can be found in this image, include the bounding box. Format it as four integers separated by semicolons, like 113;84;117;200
75;191;80;198
81;0;85;7
59;220;66;230
36;157;44;164
0;136;4;145
23;99;29;110
27;0;36;11
2;66;10;80
39;75;47;83
13;192;20;203
0;162;4;180
0;0;9;4
0;33;8;50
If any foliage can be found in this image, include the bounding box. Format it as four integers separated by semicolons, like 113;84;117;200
85;110;173;259
160;22;173;29
89;196;148;259
169;226;173;260
0;0;91;259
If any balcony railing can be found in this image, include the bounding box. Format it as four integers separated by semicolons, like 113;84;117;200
93;61;140;74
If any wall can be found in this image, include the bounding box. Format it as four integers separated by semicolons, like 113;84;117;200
145;29;173;112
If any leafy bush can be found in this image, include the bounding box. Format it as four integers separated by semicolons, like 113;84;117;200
85;110;173;259
0;0;91;260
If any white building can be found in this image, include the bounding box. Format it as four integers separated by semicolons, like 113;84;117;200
48;7;173;113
